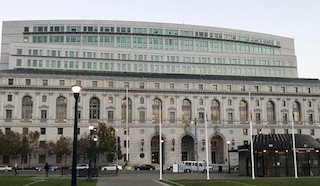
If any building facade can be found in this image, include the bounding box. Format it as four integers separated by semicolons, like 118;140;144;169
0;20;319;169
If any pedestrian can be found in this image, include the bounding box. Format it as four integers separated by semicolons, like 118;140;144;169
14;162;18;176
44;163;49;177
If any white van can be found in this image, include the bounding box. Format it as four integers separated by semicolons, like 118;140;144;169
181;161;212;173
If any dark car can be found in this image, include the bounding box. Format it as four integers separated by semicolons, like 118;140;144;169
134;164;155;170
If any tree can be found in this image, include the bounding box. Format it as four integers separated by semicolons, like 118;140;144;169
96;123;121;162
27;131;40;167
19;131;40;168
2;131;21;162
78;135;90;163
48;136;71;166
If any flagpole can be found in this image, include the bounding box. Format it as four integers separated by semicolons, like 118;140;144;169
249;90;255;179
291;108;298;178
126;87;129;165
205;107;210;180
159;103;163;180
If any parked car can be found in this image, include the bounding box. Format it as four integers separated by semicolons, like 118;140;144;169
0;165;13;171
134;164;155;170
36;164;59;171
76;164;89;170
101;164;123;171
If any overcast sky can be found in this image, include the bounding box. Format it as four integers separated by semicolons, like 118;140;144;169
1;0;319;79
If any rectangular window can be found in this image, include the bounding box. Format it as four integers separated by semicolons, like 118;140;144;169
268;86;272;92
108;97;113;103
184;84;189;90
5;128;11;134
226;85;231;91
255;113;261;124
198;84;204;90
39;141;46;148
7;95;13;101
8;79;14;85
108;81;114;88
140;97;144;104
257;129;262;135
311;129;315;136
5;110;12;120
92;81;98;87
58;128;63;135
270;129;275;134
155;83;160;89
26;79;31;85
308;114;314;124
42;79;48;86
169;83;175;89
281;87;286;92
213;85;218;91
170;97;174;105
59;80;65;86
243;129;248;135
23;128;28;135
240;85;245;91
228;113;233;124
282;113;288;124
40;128;46;135
41;110;47;122
297;129;301;134
170;112;175;123
76;80;81;86
294;87;298;93
139;82;145;89
254;86;259;92
108;111;114;123
42;95;47;102
284;129;288;134
139;111;145;123
199;98;204;105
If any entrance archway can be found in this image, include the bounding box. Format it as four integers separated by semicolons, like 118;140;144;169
210;135;224;164
151;135;165;164
181;135;194;161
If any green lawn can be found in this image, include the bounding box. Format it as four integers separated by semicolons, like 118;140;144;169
164;178;320;186
0;176;97;186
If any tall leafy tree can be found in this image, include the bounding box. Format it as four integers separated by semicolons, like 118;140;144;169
78;135;90;163
3;131;21;160
48;136;71;166
96;123;116;162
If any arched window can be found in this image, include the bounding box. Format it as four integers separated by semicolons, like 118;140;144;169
22;95;33;122
121;97;132;123
239;100;248;124
182;99;191;124
89;97;100;121
267;101;276;123
293;101;301;122
56;96;67;122
211;100;220;123
152;98;162;123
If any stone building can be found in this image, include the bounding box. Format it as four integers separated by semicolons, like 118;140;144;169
0;20;319;169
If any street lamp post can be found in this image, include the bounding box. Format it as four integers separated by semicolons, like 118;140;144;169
93;136;98;177
87;125;94;181
227;140;231;174
193;118;199;173
71;85;81;186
